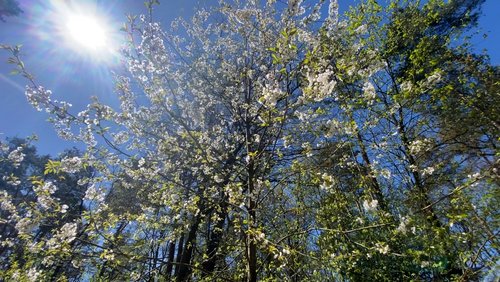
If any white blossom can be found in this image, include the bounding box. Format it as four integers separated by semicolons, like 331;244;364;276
467;172;480;179
7;146;25;167
305;67;337;101
72;259;83;269
363;199;378;212
355;24;367;34
37;194;55;210
408;140;424;154
380;169;391;179
25;85;52;112
15;217;37;235
422;166;435;176
320;173;335;191
112;131;130;145
409;164;418;172
0;142;9;153
84;184;105;202
27;267;42;281
60;156;83;173
214;174;224;183
60;204;69;214
130;271;141;280
260;83;283;107
47;222;77;249
33;182;57;210
34;181;57;195
375;242;389;254
362;81;376;101
426;71;443;85
326;0;338;25
2;175;21;186
397;216;410;234
103;249;115;261
11;270;20;280
0;191;17;215
400;81;413;92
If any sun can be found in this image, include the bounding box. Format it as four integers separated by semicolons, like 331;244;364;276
65;15;107;51
45;0;118;61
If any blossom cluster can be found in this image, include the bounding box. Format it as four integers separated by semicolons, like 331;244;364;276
7;146;25;167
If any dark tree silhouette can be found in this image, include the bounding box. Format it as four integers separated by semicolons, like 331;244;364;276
0;0;22;22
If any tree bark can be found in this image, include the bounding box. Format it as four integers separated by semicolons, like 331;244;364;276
247;162;257;282
164;240;176;279
244;74;257;282
176;216;200;281
351;114;389;211
201;203;227;276
173;234;184;278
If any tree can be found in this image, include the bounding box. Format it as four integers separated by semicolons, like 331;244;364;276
0;137;93;281
0;0;22;22
297;0;498;280
1;0;498;281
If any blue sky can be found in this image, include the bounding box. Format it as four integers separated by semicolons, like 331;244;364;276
1;0;499;155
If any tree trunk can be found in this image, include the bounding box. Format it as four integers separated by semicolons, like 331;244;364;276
244;74;257;282
176;216;200;281
201;203;227;276
164;240;176;279
246;161;257;282
351;113;389;211
173;234;184;278
396;108;442;227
